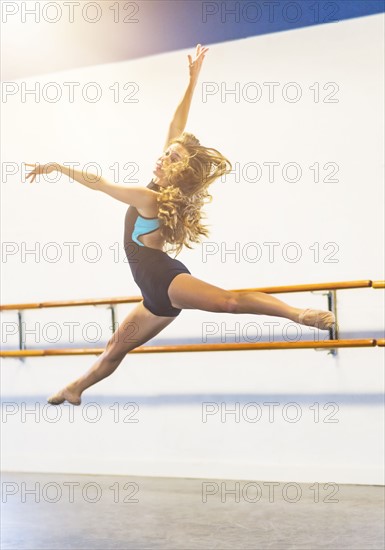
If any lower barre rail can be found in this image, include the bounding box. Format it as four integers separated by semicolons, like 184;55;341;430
0;339;381;357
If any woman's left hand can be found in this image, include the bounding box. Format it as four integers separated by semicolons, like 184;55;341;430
188;44;209;83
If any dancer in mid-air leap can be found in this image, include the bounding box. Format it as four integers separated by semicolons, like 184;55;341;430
25;44;335;405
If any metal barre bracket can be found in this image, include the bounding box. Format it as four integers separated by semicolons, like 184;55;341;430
311;290;339;356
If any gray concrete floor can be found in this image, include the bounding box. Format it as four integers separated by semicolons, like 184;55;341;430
1;472;384;549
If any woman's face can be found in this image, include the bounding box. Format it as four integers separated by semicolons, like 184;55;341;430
153;143;188;181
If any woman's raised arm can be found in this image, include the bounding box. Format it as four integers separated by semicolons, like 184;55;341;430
163;43;209;150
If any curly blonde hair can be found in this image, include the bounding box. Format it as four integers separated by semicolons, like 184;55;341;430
156;132;232;257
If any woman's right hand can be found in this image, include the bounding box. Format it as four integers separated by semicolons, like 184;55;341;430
25;162;59;183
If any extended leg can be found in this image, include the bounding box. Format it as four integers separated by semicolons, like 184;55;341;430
47;302;177;405
168;274;335;328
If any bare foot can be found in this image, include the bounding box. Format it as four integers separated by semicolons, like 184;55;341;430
298;309;336;330
47;385;82;406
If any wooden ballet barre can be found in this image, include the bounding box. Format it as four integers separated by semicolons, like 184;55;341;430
0;296;141;311
372;281;385;289
0;339;381;357
231;280;374;295
0;280;382;311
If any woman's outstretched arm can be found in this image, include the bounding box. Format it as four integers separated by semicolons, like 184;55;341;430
163;43;209;150
24;162;157;209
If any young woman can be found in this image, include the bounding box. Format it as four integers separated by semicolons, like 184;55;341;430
25;44;335;406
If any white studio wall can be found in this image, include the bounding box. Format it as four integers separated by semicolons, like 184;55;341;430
1;14;384;484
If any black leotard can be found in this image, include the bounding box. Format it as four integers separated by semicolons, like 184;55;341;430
123;179;191;317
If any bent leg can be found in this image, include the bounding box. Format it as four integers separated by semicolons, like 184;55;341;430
47;301;177;405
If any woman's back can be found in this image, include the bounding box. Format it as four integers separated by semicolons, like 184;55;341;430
124;179;165;252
